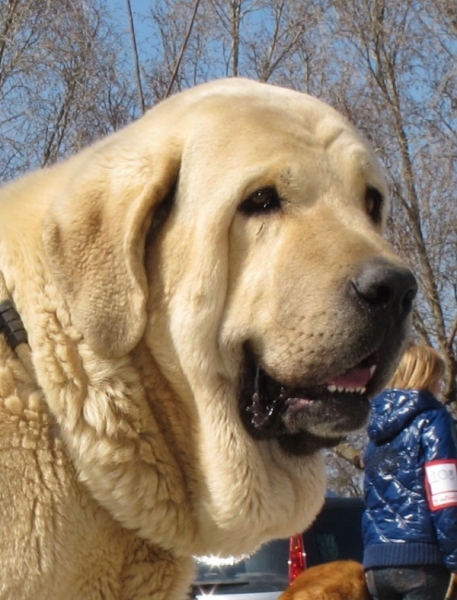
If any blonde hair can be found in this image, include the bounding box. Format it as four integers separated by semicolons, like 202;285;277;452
389;344;446;391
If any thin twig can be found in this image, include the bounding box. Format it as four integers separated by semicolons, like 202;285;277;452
334;443;364;470
164;0;201;98
125;0;145;114
448;315;457;348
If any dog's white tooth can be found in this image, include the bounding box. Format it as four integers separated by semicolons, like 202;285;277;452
347;387;354;393
337;386;345;393
327;384;337;393
369;365;377;377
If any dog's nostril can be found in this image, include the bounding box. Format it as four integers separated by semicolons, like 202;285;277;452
362;284;391;306
352;259;417;317
402;288;417;314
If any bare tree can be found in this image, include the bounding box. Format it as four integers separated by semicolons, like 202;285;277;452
141;0;330;96
325;435;366;498
319;0;457;492
323;0;457;402
0;0;137;179
2;0;455;495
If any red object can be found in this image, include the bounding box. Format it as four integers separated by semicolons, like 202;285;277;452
288;534;307;583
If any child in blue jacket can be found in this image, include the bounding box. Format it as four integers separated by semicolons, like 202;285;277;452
363;344;457;600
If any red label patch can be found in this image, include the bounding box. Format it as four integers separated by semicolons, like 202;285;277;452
425;460;457;511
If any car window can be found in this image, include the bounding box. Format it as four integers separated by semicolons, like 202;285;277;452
303;499;364;567
190;496;364;597
192;540;289;596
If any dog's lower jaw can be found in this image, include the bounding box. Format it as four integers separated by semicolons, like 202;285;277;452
238;349;371;456
278;430;345;456
279;394;370;448
241;392;371;456
274;406;368;456
248;415;366;457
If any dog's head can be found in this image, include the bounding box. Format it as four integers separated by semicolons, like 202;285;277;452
42;78;416;551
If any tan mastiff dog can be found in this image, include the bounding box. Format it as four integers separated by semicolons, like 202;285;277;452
0;78;416;599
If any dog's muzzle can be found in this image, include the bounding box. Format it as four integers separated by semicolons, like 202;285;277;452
238;258;417;456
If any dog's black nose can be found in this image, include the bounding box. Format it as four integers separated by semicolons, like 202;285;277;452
352;258;417;319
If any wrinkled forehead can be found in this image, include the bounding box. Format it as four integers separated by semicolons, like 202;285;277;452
178;86;387;197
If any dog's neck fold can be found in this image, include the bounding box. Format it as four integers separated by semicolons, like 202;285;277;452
0;265;201;556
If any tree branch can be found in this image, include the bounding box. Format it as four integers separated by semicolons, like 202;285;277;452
125;0;145;114
164;0;201;98
334;443;364;470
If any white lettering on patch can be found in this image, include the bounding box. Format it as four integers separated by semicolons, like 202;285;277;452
425;460;457;511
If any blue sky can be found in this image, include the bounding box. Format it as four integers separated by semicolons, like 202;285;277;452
110;0;151;53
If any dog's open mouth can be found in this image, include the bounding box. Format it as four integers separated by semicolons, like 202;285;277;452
239;346;376;455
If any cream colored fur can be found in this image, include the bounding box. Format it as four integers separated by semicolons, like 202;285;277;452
0;78;407;599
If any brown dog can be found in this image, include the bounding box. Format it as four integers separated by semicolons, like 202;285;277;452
280;560;371;600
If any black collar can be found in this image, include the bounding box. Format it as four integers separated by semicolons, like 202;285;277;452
0;299;28;350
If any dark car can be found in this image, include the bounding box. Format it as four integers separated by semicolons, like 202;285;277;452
190;495;365;599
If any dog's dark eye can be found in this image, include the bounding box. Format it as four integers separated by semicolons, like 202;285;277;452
365;186;384;224
239;186;282;216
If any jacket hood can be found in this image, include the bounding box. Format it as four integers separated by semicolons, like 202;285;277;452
368;388;442;443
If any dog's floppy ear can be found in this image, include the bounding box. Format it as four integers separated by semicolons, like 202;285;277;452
43;138;180;358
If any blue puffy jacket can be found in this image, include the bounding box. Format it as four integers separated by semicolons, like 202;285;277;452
363;388;457;573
